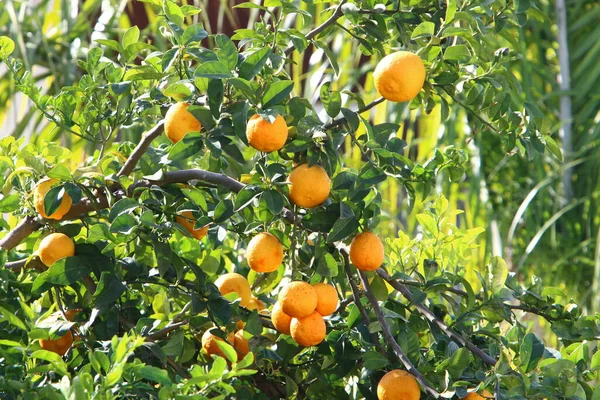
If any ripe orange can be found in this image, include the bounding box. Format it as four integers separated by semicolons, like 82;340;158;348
373;51;426;103
312;283;338;316
463;390;494;400
246;114;288;152
201;329;236;358
246;296;268;314
34;178;72;220
214;273;252;308
164;102;202;143
350;231;384;271
38;233;75;267
246;232;284;273
40;330;74;356
176;211;209;240
233;329;249;360
290;311;326;347
271;301;292;335
278;281;317;318
288;164;330;208
377;370;421;400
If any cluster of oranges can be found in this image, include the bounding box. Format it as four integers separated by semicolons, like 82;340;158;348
22;50;501;398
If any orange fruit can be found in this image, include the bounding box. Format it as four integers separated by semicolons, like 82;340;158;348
201;329;236;358
377;370;421;400
246;232;284;273
350;231;384;271
290;311;326;347
40;330;74;356
271;301;292;335
312;283;338;316
38;233;75;267
278;281;317;318
34;178;72;220
288;164;330;208
215;273;252;308
463;390;494;400
164;102;202;143
176;211;209;240
233;329;249;359
246;114;288;152
373;51;426;103
246;296;268;313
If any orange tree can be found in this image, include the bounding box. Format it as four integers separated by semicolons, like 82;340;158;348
0;0;598;399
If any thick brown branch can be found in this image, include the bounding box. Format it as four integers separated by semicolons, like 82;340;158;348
376;269;497;367
357;269;440;398
130;169;245;195
0;216;41;252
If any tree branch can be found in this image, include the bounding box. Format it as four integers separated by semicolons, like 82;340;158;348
0;216;41;252
376;268;497;366
117;121;165;177
342;250;384;353
356;268;441;398
283;0;349;56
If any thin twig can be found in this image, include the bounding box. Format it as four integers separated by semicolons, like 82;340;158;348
356;269;440;398
145;321;189;340
441;87;500;135
323;97;385;130
284;0;349;56
117;121;165;177
376;268;497;366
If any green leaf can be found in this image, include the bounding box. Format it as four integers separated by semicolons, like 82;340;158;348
436;347;473;379
0;194;20;213
316;253;338;277
215;34;238;69
0;36;15;58
163;81;194;100
0;306;28;331
262;80;294;108
416;214;437;236
320;82;342;118
94;271;127;307
139;365;173;385
444;45;471;61
445;0;457;22
195;61;233;79
110;214;137;235
122;26;140;48
327;216;360;243
363;351;389;370
109;198;139;223
43;256;90;286
520;332;545;372
47;165;72;180
215;339;238;364
43;185;66;217
183;25;208;44
238;47;271;80
411;21;435;39
167;131;204;161
163;0;185;26
488;256;508;294
31;350;68;376
261;190;284;215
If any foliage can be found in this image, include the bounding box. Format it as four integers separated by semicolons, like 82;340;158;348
0;0;599;399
